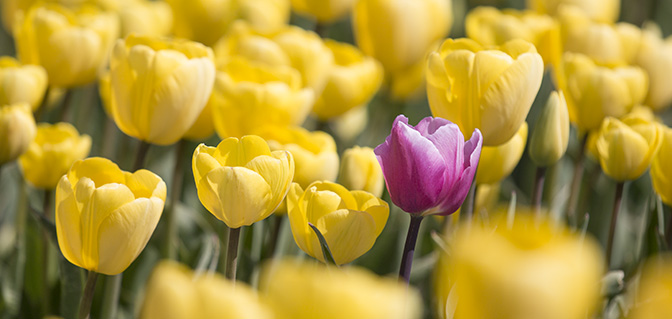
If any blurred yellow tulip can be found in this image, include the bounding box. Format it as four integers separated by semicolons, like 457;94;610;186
651;126;672;205
287;181;388;265
55;157;166;275
0;103;36;165
435;213;604;319
238;0;291;35
529;91;569;166
117;0;173;37
0;57;47;111
630;255;672;319
596;117;662;181
109;34;215;145
192;135;294;228
427;38;543;146
19;122;91;189
330;104;368;143
527;0;619;23
476;122;528;185
312;40;383;120
260;126;339;188
262;259;422;319
182;102;215;142
291;0;357;23
338;146;384;197
141;261;273;319
14;3;118;88
633;26;672;111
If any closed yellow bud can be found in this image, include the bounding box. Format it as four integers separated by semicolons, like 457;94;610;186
651;126;672;205
634;26;672;111
260;126;339;188
109;34;215;145
527;0;619;23
56;157;166;275
14;3;118;88
0;103;36;165
291;0;357;23
0;57;47;111
436;213;604;319
586;105;658;161
262;260;422;319
630;255;672;319
596;117;662;181
529;91;569;166
19;122;91;189
353;0;452;74
338;146;384;197
117;0;173;37
141;261;273;319
427;38;543;146
563;53;648;131
287;181;388;265
211;58;313;138
192;135;294;228
313;40;383;120
476;122;528;185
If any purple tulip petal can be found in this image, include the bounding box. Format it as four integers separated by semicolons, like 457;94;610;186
420;118;465;197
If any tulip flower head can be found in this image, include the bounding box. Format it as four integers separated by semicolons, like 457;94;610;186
529;91;570;167
630;255;672;319
375;115;482;215
338;146;384;197
56;157;166;275
0;103;36;165
651;126;672;205
0;57;47;111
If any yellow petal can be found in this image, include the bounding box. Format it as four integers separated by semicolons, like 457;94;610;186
316;209;377;265
55;176;84;269
351;190;389;236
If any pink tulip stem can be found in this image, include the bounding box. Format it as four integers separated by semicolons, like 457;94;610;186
225;226;241;281
399;215;424;284
162;140;186;260
606;182;624;267
567;134;589;227
132;140;151;171
78;271;99;319
532;166;547;215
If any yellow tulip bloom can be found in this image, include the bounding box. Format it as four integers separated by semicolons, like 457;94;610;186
651;126;672;205
55;157;166;275
476;122;528;185
313;40;383;120
117;0;173;37
330;104;368;143
0;103;36;165
14;3;118;88
527;0;619;23
0;57;47;111
19;122;91;189
291;0;357;23
109;34;216;145
192;135;294;228
338;146;384;197
596;117;662;181
630;255;672;319
633;25;672;111
427;38;543;146
529;91;569;166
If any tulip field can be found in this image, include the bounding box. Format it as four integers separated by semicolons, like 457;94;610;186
2;0;672;318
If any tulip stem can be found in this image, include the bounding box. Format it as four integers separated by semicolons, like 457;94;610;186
225;226;241;281
100;274;122;319
163;140;186;260
606;182;624;267
132;140;151;171
567;134;589;227
399;215;424;284
532;166;547;215
461;182;478;221
59;89;74;123
314;22;327;38
263;215;284;260
78;271;99;319
34;86;51;122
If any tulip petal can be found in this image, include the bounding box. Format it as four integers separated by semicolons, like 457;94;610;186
435;129;482;216
245;151;294;211
124;170;167;200
351;190;389;236
67;157;125;188
55;176;84;269
218;135;273;167
316;209;377;265
415;117;466;196
287;183;313;255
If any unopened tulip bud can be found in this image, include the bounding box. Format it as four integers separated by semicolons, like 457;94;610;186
529;91;569;166
0;103;36;165
0;57;47;111
338;146;384;197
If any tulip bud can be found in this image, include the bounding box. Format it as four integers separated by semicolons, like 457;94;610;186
192;135;294;228
529;91;569;166
14;3;118;88
651;126;672;205
109;34;216;145
19;123;91;189
261;260;423;319
0;103;36;165
476;122;528;185
634;26;672;111
527;0;620;23
291;0;357;23
375;115;482;215
630;255;672;319
117;0;173;37
56;157;166;275
286;181;388;265
435;213;604;319
427;38;543;146
338;146;384;197
596;117;662;181
0;57;47;111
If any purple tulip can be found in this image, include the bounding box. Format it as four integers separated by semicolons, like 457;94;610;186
375;115;482;215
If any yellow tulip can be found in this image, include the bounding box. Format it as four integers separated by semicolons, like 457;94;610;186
238;0;291;35
19;122;91;189
527;0;620;23
313;40;383;120
352;0;452;75
0;103;36;165
55;157;166;275
630;255;672;319
117;0;173;37
633;25;672;111
563;52;648;132
651;126;672;205
476;122;528;185
427;38;543;146
291;0;357;23
596;117;662;181
260;126;339;188
586;105;658;161
262;259;422;319
435;213;604;319
0;57;47;111
529;91;569;166
192;135;294;228
330;104;368;143
388;53;429;100
14;3;118;88
338;146;384;197
109;34;215;145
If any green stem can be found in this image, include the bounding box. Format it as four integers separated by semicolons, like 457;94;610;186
41;190;53;314
59;89;74;123
263;216;284;260
34;86;51;122
606;182;624;267
314;22;327;38
461;182;478;221
567;134;589;227
100;274;122;319
78;271;99;319
225;227;241;281
532;166;546;215
162;140;186;260
132;141;151;171
399;215;424;284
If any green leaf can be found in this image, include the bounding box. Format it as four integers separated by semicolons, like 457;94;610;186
60;257;83;319
308;223;337;266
